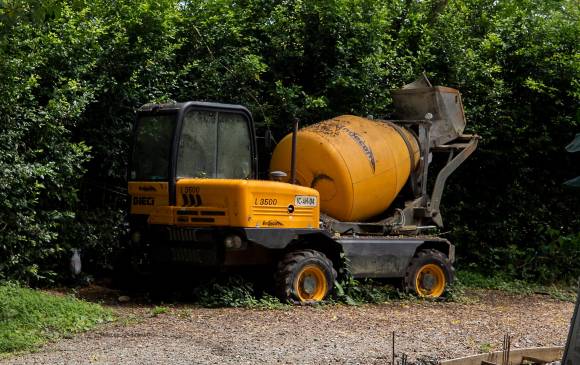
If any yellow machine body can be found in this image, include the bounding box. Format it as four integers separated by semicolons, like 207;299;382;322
270;115;420;222
129;179;320;229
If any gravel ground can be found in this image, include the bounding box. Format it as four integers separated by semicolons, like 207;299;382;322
1;289;573;365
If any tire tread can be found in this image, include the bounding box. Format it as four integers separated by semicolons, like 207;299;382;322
403;248;454;296
275;249;337;303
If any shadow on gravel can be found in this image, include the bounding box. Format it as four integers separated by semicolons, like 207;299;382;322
70;269;285;308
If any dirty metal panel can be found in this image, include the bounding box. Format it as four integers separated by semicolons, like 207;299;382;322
151;243;220;265
566;133;580;153
338;238;424;278
391;85;466;147
563;284;580;364
244;228;325;249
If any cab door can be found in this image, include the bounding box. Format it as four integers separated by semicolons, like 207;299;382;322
170;102;257;205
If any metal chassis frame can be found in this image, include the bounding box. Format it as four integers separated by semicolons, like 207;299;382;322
428;134;479;226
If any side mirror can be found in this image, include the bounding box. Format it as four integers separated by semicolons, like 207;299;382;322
264;128;275;152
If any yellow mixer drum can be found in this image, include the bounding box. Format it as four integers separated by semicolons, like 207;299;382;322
270;115;420;222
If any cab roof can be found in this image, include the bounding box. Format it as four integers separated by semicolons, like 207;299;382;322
137;101;252;117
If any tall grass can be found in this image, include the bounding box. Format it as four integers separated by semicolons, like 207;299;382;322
0;283;113;354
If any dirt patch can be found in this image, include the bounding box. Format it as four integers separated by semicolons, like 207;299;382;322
1;289;573;364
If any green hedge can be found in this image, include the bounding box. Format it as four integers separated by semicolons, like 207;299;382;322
0;0;578;284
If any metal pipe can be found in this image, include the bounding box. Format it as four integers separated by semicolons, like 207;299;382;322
290;118;299;184
392;331;395;365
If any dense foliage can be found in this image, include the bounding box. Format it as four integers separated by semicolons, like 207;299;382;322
0;0;578;284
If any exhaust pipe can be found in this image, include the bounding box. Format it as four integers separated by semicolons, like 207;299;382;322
290;118;299;184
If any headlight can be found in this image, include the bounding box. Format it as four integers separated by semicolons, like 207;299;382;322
224;235;242;249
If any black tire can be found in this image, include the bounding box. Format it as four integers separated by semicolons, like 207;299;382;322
275;249;337;304
403;249;454;298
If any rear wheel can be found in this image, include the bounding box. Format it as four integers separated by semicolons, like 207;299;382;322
404;249;454;298
276;249;337;303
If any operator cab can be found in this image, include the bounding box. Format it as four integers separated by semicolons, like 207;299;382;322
130;102;258;194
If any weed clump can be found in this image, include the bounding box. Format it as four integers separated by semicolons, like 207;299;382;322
456;270;577;302
150;305;169;317
333;277;406;305
193;277;288;309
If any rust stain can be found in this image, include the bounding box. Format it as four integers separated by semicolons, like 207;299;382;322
304;119;376;172
310;173;334;188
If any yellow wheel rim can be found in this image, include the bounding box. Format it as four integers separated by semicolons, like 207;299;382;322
294;264;328;302
415;264;446;297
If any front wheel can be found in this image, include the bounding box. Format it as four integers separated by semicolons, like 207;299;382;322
276;249;337;303
404;249;454;298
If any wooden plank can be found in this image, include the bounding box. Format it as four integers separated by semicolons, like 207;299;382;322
521;355;547;364
440;346;563;365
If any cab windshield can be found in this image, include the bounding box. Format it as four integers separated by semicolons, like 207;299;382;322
176;109;251;179
130;113;176;181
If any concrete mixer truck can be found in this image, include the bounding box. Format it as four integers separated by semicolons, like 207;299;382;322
126;76;478;302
